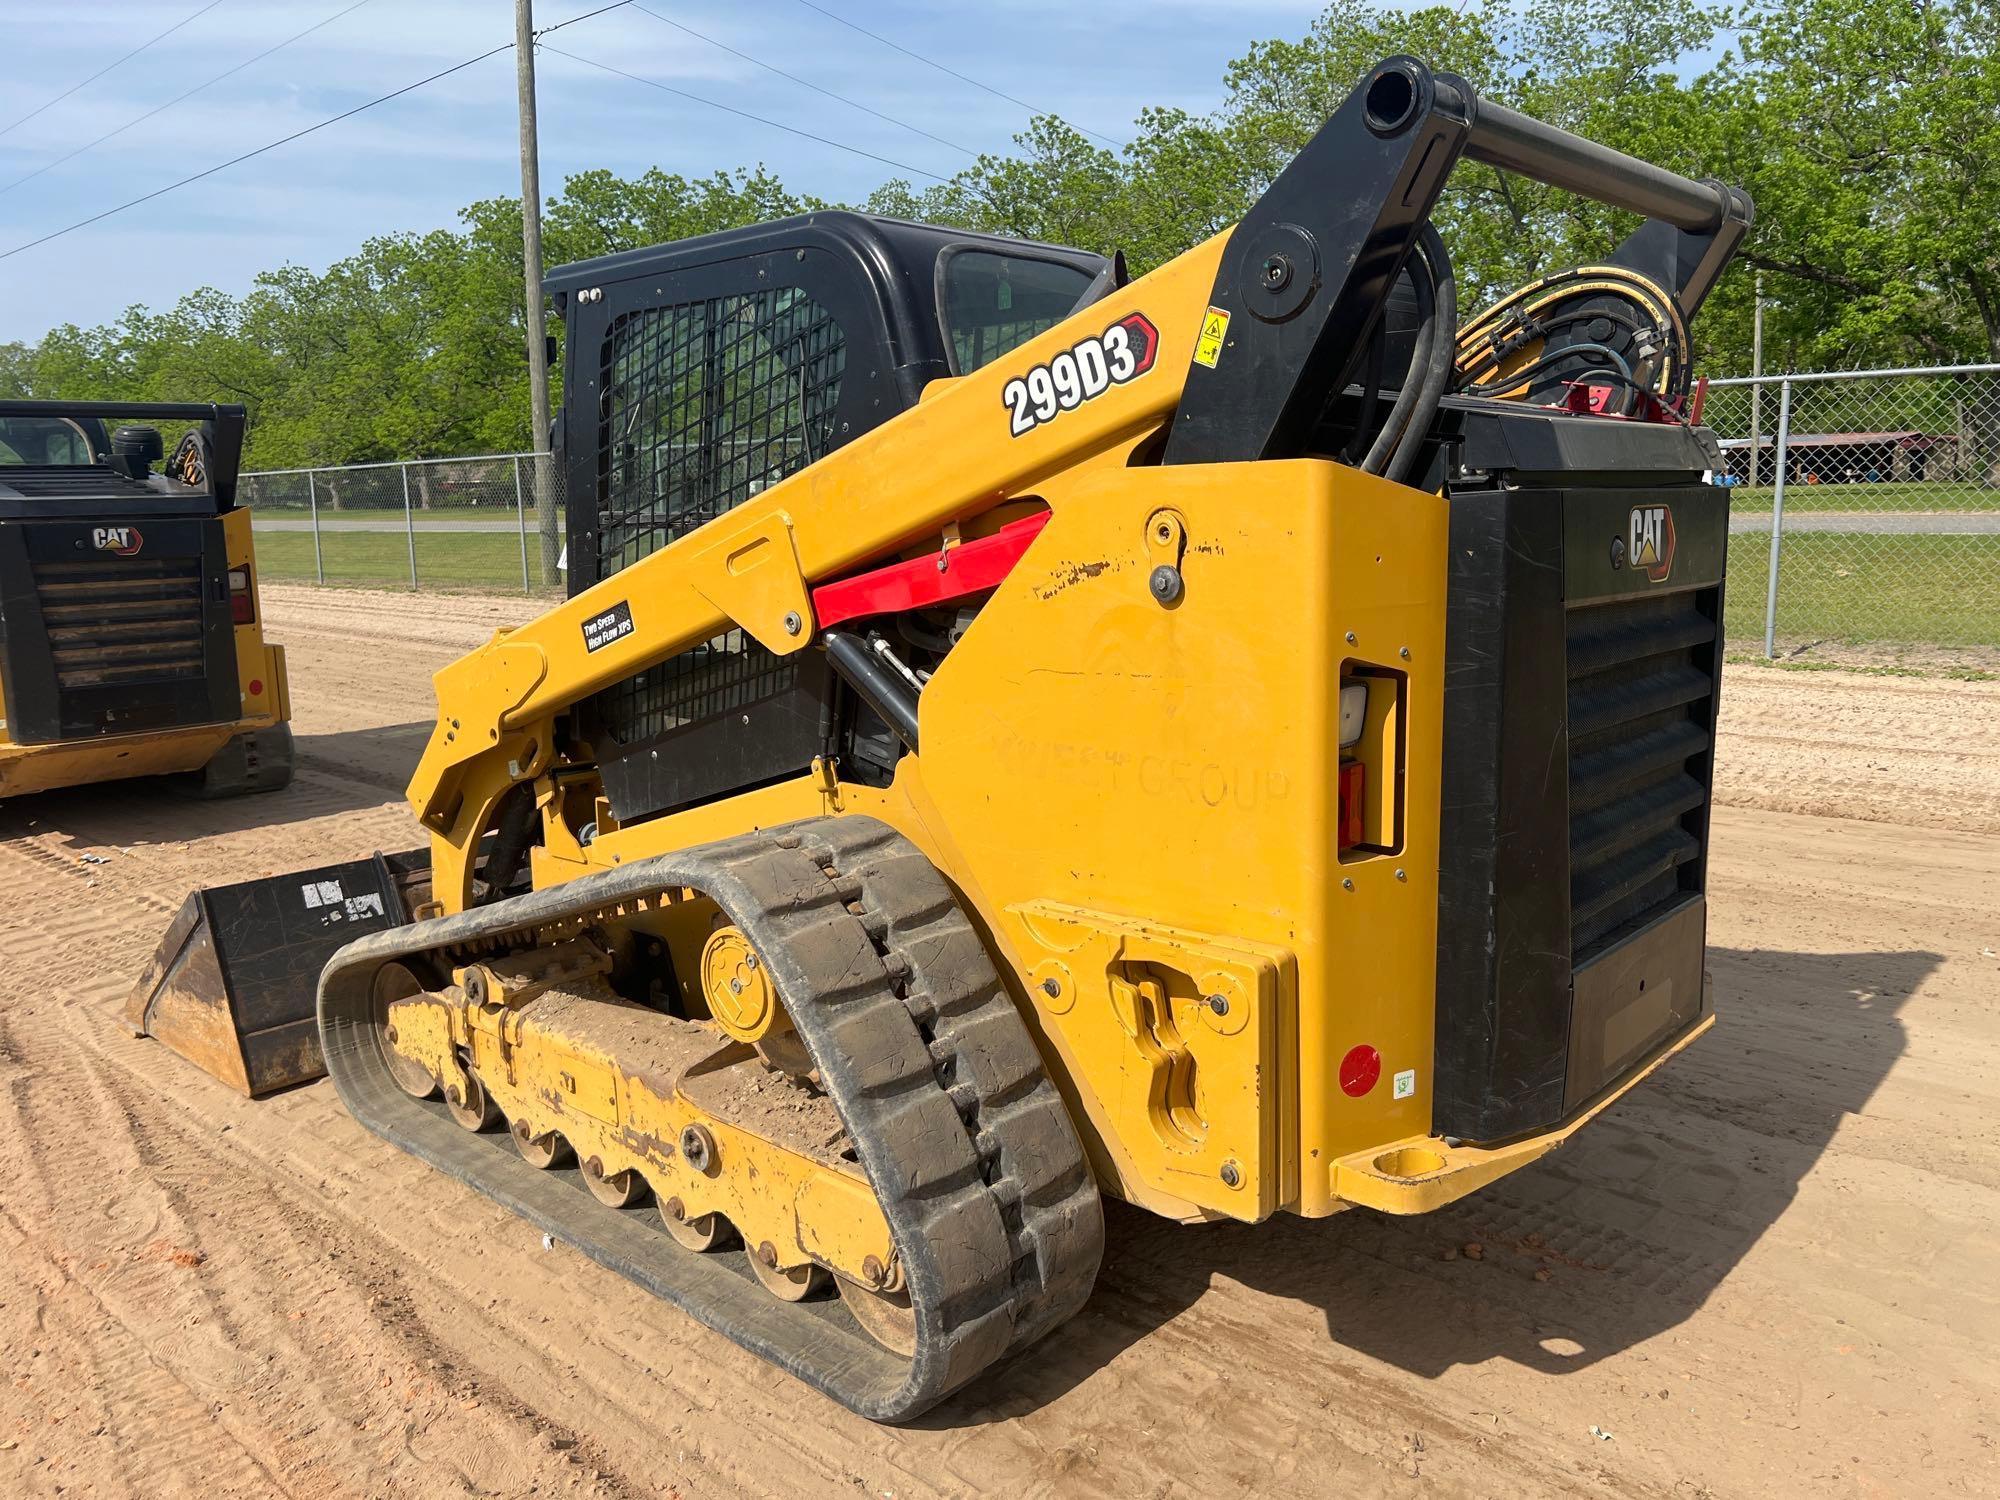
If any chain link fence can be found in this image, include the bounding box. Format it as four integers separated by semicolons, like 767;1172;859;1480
1703;364;2000;664
243;367;2000;666
238;452;568;595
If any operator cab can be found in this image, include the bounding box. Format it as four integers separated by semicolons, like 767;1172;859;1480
548;212;1108;820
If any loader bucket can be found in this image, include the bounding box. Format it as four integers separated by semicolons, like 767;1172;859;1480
124;851;428;1096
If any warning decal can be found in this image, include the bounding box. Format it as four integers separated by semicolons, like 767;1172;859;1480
582;600;635;653
1193;306;1230;368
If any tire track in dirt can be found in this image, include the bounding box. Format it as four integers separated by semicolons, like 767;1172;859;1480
4;586;1998;1498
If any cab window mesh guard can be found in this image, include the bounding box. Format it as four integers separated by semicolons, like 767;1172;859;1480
596;288;846;575
590;288;845;753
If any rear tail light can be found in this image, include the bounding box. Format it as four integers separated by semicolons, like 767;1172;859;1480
1337;760;1366;849
228;565;254;625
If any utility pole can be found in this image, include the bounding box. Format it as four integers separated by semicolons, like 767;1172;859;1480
1749;272;1765;486
515;0;557;582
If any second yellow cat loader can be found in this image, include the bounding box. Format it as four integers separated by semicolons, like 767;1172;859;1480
149;57;1754;1419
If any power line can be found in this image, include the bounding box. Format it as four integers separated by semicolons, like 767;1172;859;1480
2;0;378;198
0;0;229;142
540;44;953;183
0;43;513;263
630;4;976;161
535;0;634;39
788;0;1125;150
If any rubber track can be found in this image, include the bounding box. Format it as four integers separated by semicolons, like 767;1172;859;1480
317;815;1102;1421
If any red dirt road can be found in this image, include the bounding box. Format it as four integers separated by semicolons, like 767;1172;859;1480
0;584;1995;1498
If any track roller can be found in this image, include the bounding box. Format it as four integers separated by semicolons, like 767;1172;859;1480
661;1198;728;1252
749;1244;823;1303
513;1120;572;1169
581;1155;648;1208
445;1067;498;1131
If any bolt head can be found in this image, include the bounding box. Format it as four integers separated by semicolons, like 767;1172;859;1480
1345;630;1358;645
862;1254;887;1286
1394;867;1407;881
1207;993;1230;1016
1260;255;1293;290
1220;1160;1243;1188
1399;646;1412;660
1342;877;1356;892
664;1196;685;1222
1149;564;1184;605
757;1241;779;1269
783;611;803;635
1041;977;1062;999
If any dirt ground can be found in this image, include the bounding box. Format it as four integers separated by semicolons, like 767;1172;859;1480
1;583;1996;1499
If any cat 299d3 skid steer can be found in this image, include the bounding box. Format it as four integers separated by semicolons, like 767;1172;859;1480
175;57;1755;1418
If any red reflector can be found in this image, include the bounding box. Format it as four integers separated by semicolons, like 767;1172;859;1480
1337;759;1365;849
228;565;254;624
1339;1045;1382;1097
248;679;263;698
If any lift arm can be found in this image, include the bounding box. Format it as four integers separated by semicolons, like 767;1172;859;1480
407;55;1751;912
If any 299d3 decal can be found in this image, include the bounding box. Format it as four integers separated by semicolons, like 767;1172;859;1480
1001;312;1159;436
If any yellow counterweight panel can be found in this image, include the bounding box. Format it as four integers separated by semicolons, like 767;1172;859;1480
222;506;287;727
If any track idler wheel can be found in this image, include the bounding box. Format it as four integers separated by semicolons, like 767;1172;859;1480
837;1274;916;1357
372;963;438;1100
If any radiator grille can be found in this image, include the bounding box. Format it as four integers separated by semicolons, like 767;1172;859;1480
31;556;205;689
1566;588;1719;961
590;287;845;754
0;465;157;502
592;630;795;749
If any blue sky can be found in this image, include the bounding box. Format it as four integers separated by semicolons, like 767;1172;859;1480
0;0;1330;343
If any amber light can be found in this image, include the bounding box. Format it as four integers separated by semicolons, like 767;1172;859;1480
1337;759;1365;849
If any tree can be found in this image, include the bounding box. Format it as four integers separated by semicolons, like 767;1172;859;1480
8;0;1997;463
1712;0;2000;368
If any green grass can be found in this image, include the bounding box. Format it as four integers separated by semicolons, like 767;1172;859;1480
253;529;561;592
1723;651;1997;681
255;524;1996;653
1722;531;2000;648
250;508;560;530
1725;480;2000;514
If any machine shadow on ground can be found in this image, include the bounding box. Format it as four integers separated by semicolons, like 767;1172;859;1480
0;720;436;849
934;943;1934;1424
291;720;436;795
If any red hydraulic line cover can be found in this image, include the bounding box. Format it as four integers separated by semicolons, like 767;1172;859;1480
810;510;1052;630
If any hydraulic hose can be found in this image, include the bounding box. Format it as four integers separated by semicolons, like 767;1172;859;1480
1359;246;1437;476
1383;223;1458;485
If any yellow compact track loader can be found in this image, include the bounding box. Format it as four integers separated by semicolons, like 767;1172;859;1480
0;399;292;798
152;58;1756;1418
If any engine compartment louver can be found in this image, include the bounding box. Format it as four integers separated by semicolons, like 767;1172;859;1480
1564;589;1719;961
